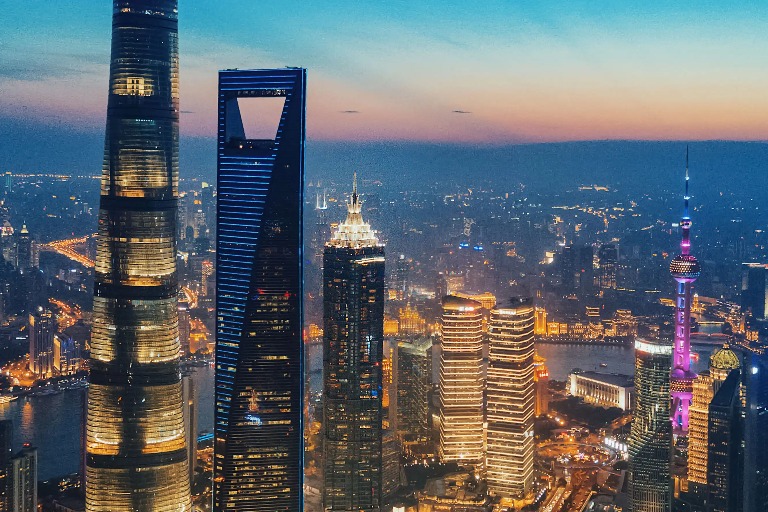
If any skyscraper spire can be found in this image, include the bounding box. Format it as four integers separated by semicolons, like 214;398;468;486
351;171;359;208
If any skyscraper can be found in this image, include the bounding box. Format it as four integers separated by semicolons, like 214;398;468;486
743;350;768;512
10;445;36;512
438;295;484;470
0;420;12;511
669;156;700;435
598;244;618;290
214;68;305;511
687;344;740;499
486;298;535;498
397;336;432;441
628;338;672;512
86;2;190;510
322;176;385;511
741;263;768;319
28;308;54;378
706;369;742;512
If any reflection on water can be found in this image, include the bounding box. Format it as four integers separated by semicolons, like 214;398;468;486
536;342;714;381
0;364;215;480
0;344;721;480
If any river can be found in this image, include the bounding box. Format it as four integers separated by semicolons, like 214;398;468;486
0;343;717;480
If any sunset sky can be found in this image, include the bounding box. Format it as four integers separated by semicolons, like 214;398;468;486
2;1;768;144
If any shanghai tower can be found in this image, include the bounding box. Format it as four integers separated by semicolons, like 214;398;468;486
86;2;191;511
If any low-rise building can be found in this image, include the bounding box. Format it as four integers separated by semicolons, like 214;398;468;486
569;371;634;411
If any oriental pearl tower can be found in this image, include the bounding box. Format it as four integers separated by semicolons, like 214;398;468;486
669;150;700;436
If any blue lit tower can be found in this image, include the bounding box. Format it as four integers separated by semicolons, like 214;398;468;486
214;69;305;511
669;150;700;435
86;2;191;510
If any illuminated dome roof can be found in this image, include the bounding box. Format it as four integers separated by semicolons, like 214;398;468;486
670;254;701;279
710;343;740;372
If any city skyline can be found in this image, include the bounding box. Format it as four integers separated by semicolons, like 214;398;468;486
2;2;768;151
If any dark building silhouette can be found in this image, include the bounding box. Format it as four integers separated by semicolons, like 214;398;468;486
396;336;432;441
598;244;618;289
322;177;385;511
706;369;742;512
743;352;768;512
560;245;594;293
214;68;305;511
0;421;12;511
741;263;767;320
85;1;191;510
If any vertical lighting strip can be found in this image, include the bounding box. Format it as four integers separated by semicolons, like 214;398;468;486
86;1;191;511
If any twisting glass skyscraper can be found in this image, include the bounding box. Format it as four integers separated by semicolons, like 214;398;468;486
323;176;385;511
214;69;305;511
628;338;672;512
86;2;191;511
486;298;535;498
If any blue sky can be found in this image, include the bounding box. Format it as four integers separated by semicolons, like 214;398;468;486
2;1;768;143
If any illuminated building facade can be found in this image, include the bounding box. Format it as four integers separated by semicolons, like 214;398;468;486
669;159;700;435
0;421;11;511
486;298;535;498
687;344;740;497
569;371;634;411
322;176;385;511
10;445;36;512
628;338;672;512
534;354;550;416
214;68;305;511
28;308;54;378
438;296;484;469
86;2;190;510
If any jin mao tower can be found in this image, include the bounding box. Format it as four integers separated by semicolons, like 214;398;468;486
323;175;385;511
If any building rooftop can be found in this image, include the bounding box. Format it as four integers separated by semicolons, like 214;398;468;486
572;371;634;388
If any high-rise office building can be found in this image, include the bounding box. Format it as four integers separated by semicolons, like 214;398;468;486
0;421;12;511
10;445;36;512
86;2;191;510
486;298;535;498
743;350;768;512
15;225;31;271
628;338;672;512
214;68;305;511
438;296;484;469
687;344;740;498
598;244;618;290
28;308;54;378
741;263;768;319
706;369;742;512
669;159;700;435
397;336;432;441
560;245;594;294
322;176;385;511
